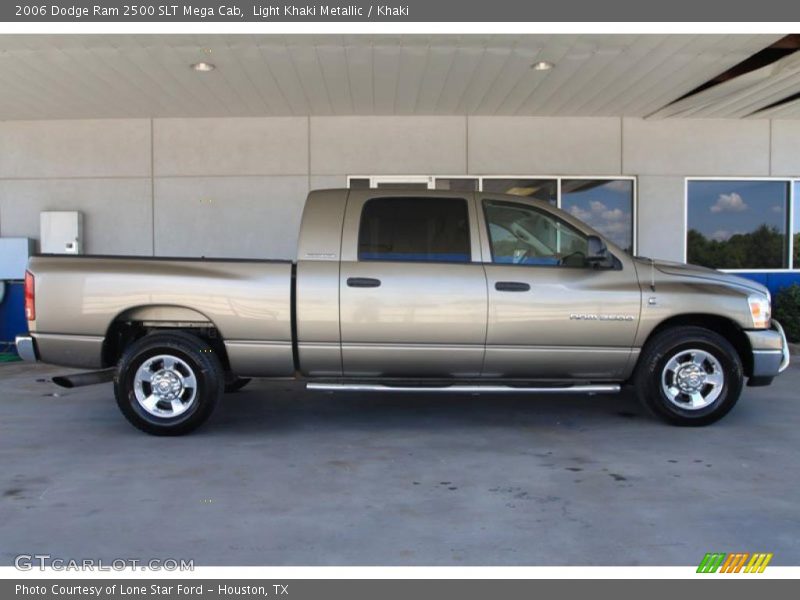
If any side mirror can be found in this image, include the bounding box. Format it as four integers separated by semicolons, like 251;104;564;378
586;235;609;265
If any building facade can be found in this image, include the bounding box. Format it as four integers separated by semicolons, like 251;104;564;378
1;115;798;294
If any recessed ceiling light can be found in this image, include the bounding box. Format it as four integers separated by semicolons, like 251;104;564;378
531;61;554;71
191;61;215;72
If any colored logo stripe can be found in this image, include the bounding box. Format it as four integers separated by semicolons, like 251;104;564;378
697;552;773;573
720;553;749;573
697;553;726;573
745;553;773;573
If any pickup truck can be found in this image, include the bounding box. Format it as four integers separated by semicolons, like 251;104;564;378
16;188;790;435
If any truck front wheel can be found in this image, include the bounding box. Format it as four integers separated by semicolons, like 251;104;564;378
114;331;224;435
633;326;743;426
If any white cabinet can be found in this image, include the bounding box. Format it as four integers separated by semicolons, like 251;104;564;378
40;211;83;254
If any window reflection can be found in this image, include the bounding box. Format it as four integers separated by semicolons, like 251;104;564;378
561;179;634;253
687;180;789;270
794;181;799;268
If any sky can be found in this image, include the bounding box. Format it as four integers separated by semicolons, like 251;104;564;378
795;182;800;237
562;180;633;250
687;180;789;242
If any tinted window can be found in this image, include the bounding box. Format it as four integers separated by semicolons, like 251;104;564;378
358;197;471;263
484;199;589;267
687;180;789;269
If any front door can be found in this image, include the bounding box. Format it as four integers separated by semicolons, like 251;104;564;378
479;196;641;380
339;191;487;378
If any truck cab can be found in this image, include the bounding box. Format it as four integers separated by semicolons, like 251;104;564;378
297;189;640;381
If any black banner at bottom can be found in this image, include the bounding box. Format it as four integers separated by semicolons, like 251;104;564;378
2;579;797;600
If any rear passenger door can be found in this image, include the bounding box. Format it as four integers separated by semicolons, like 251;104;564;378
339;191;488;378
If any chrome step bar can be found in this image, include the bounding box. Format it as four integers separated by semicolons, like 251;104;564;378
307;383;621;394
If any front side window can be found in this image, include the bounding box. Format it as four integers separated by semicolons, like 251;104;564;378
484;199;589;267
358;197;470;263
687;180;790;270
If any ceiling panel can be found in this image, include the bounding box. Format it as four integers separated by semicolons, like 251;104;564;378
393;45;428;113
0;34;785;120
753;96;800;118
345;44;374;114
648;43;800;119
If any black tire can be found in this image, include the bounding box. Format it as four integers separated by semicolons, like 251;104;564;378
114;330;224;435
224;375;252;393
633;326;743;426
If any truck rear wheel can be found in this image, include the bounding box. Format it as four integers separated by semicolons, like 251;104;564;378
633;326;743;426
114;331;224;435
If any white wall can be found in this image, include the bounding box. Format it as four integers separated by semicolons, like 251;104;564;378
1;116;798;261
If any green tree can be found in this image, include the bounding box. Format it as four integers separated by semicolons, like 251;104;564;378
774;284;800;343
687;225;786;270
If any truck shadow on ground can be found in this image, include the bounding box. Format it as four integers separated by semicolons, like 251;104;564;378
207;382;653;435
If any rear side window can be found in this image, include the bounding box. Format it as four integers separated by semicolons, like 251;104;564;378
358;197;471;263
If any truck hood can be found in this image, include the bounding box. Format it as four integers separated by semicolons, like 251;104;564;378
633;257;769;296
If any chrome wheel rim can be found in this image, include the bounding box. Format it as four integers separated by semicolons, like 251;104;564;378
133;354;198;418
661;348;724;411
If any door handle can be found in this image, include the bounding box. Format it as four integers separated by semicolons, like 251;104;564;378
347;277;382;288
495;281;530;292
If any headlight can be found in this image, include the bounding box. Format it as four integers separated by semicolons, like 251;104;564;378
748;295;771;329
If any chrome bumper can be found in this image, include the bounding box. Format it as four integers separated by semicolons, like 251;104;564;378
14;335;38;362
747;320;790;379
774;320;790;374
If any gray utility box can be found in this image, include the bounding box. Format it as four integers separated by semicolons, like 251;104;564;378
0;237;35;280
41;211;83;254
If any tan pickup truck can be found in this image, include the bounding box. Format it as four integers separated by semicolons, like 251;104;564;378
16;189;790;435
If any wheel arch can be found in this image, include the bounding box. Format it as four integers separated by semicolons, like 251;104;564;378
103;304;231;371
638;314;753;377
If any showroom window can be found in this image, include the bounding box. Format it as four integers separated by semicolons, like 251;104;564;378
481;178;557;205
435;178;479;192
561;179;634;253
358;197;471;263
348;175;636;253
795;181;800;268
686;179;792;270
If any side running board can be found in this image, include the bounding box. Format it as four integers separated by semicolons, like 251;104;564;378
306;383;621;394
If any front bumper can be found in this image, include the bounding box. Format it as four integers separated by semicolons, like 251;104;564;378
14;335;38;362
746;320;790;379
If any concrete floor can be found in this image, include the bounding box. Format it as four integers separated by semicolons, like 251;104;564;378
1;360;798;566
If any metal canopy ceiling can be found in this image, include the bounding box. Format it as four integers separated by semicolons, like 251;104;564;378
648;49;800;119
0;34;789;120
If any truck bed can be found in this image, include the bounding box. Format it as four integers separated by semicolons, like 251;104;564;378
27;254;295;376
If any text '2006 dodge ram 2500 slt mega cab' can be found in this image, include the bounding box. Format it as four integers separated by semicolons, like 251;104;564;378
16;189;790;435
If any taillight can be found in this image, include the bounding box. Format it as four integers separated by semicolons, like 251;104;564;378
24;270;35;321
